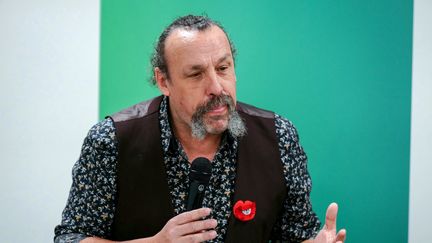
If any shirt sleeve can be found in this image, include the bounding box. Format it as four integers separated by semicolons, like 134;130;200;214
272;114;321;242
54;118;118;241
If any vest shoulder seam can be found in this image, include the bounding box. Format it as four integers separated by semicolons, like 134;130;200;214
237;101;274;119
107;96;163;123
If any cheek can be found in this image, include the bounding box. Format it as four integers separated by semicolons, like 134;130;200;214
222;80;237;100
171;93;192;116
180;95;202;115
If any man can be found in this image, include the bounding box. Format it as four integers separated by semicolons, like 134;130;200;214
55;15;346;243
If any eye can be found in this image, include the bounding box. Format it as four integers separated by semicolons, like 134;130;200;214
217;65;228;72
188;72;202;78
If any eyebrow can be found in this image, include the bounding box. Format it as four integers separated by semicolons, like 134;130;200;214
216;53;231;64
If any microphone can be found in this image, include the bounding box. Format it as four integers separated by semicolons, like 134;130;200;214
186;157;212;211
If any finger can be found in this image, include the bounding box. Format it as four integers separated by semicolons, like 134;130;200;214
182;230;217;243
325;202;338;231
176;218;218;236
335;229;346;242
171;208;212;225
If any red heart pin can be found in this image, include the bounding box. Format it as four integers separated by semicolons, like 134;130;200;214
233;200;256;221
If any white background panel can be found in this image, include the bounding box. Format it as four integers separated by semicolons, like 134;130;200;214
0;1;99;242
409;0;432;242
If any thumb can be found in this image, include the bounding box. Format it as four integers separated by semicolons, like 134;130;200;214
324;202;338;231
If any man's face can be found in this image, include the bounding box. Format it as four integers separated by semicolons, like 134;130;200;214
157;25;237;138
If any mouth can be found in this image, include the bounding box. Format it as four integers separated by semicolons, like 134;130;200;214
207;105;228;115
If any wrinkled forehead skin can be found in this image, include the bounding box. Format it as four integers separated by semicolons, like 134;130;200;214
163;25;235;79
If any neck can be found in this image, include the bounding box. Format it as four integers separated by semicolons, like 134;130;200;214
172;121;221;162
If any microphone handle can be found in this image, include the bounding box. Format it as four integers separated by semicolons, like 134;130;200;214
187;180;199;211
193;189;205;210
187;180;207;211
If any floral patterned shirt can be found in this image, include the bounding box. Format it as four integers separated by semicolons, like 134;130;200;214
54;97;320;242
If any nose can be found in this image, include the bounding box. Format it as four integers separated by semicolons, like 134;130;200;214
206;71;224;96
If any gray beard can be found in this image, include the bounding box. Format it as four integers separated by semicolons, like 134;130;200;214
190;95;247;140
191;110;246;140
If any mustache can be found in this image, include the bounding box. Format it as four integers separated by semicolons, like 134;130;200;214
194;94;235;116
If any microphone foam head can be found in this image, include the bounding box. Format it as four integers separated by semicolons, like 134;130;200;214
190;157;212;184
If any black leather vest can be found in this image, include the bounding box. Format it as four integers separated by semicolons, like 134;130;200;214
109;96;287;242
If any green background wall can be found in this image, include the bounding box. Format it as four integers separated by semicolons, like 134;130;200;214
100;1;412;242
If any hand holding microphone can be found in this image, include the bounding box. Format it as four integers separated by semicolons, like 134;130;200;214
153;208;217;243
152;157;215;243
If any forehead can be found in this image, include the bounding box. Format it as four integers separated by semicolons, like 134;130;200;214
164;25;232;67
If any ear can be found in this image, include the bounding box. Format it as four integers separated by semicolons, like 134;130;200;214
155;67;170;96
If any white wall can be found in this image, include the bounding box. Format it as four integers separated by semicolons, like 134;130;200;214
0;1;99;242
409;0;432;243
